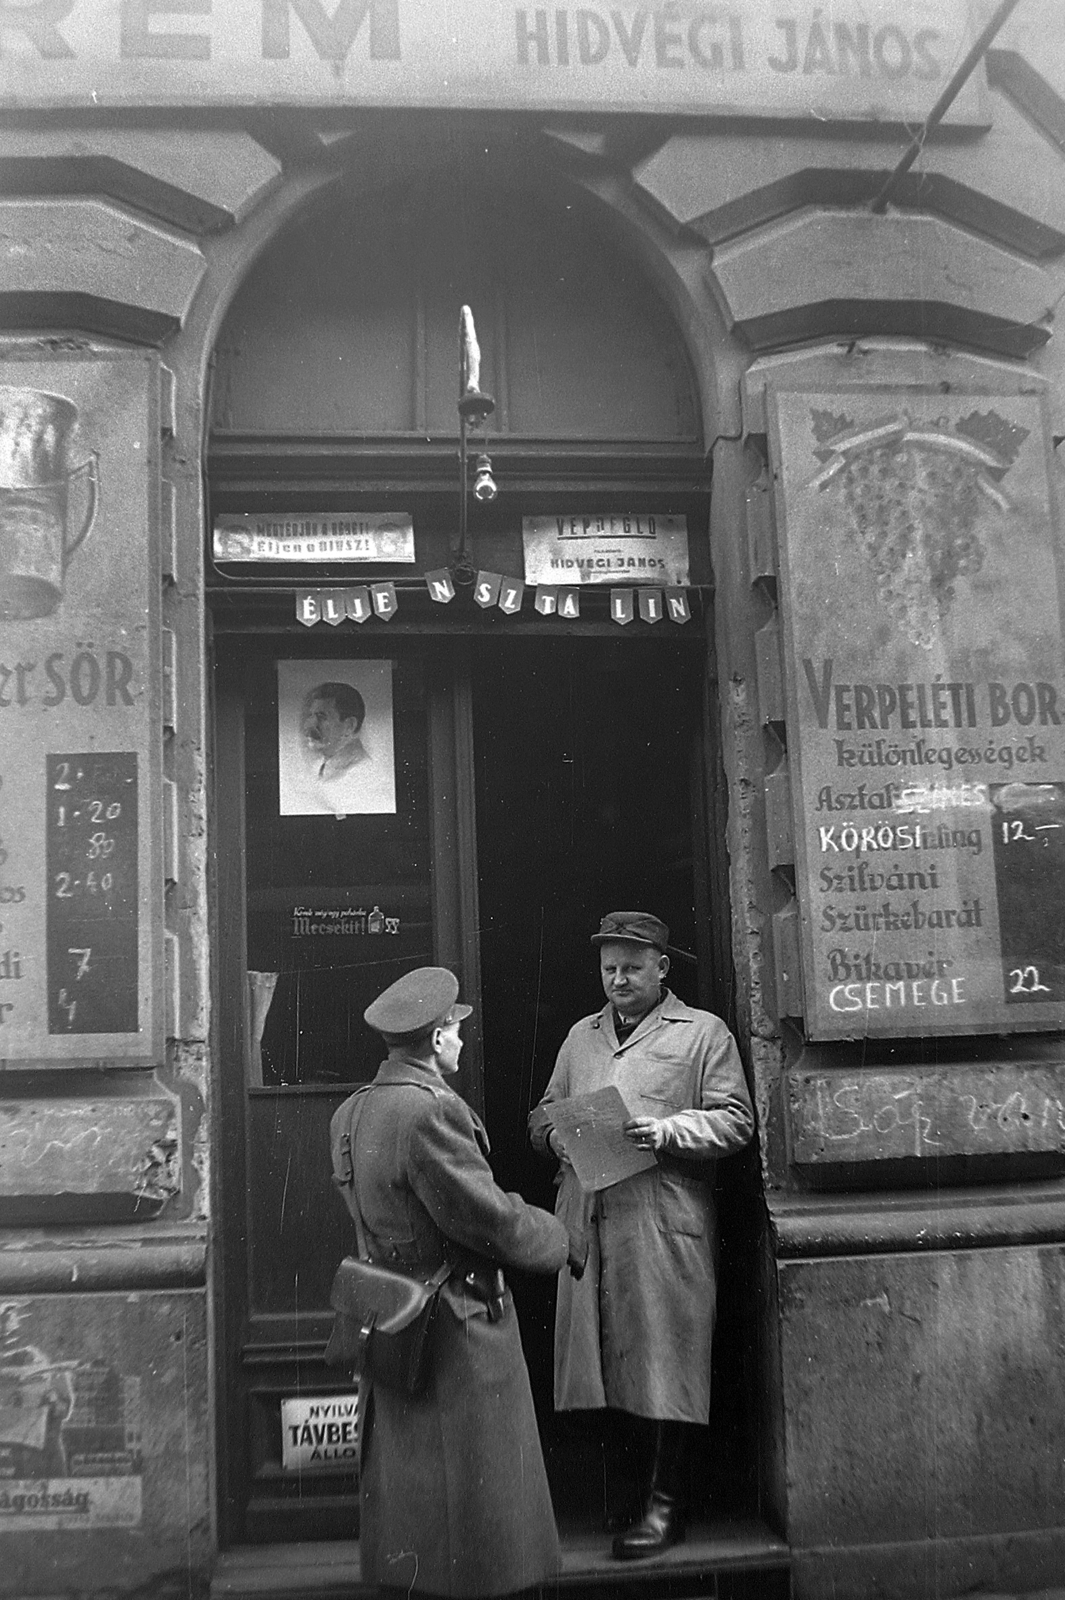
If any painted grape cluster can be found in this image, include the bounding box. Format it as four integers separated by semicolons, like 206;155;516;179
809;409;1028;648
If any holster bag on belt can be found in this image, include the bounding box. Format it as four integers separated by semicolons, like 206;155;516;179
324;1256;451;1396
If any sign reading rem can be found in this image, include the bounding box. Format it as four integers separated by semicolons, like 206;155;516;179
0;1;985;123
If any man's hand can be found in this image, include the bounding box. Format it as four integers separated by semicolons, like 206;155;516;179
548;1127;569;1161
567;1229;588;1279
623;1116;667;1152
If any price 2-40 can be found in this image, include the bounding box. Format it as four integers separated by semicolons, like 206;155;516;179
54;870;114;898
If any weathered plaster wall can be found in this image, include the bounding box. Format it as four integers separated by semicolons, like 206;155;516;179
780;1243;1065;1600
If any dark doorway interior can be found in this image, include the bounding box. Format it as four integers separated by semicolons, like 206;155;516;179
473;636;755;1529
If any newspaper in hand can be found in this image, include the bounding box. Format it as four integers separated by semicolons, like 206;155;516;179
548;1085;657;1193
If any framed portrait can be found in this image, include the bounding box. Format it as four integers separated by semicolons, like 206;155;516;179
277;660;396;816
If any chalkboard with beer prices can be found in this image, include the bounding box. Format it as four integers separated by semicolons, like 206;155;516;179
0;351;162;1067
46;753;139;1035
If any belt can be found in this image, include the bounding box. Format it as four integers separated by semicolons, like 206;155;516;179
368;1241;507;1322
455;1262;506;1322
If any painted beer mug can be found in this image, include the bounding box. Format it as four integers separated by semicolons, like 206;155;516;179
0;386;98;620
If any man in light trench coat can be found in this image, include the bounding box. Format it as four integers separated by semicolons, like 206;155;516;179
529;911;755;1560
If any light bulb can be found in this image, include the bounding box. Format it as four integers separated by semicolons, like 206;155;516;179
473;453;497;502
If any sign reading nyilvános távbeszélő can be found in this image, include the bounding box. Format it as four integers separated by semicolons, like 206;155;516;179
0;1;983;124
523;514;689;586
214;513;415;564
281;1393;358;1473
770;385;1065;1041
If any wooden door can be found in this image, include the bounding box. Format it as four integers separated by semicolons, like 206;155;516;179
213;638;479;1543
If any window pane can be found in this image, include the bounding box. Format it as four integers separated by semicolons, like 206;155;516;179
243;656;432;1086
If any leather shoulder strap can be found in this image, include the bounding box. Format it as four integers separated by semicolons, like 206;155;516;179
330;1081;453;1282
330;1086;372;1247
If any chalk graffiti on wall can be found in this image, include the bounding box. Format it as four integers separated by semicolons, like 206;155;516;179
789;1066;1065;1162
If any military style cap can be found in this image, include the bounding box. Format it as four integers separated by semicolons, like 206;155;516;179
364;965;473;1037
591;911;670;952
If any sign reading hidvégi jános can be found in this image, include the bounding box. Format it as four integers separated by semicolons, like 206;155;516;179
770;386;1065;1040
0;0;984;125
0;354;163;1065
523;514;689;586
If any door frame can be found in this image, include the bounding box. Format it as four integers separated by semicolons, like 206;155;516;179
205;457;721;1543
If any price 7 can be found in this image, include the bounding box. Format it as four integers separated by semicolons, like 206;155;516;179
68;948;92;981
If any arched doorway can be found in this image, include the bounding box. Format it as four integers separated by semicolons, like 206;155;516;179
208;157;758;1555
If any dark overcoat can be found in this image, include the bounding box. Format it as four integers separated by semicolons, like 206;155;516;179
331;1055;569;1599
529;991;755;1423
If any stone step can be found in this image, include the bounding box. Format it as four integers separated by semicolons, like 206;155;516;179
209;1519;791;1600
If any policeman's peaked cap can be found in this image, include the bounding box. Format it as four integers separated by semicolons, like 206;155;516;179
364;965;472;1038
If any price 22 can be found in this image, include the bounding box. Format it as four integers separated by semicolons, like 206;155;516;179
1009;964;1051;995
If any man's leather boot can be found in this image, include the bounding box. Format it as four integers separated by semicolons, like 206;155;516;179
610;1422;686;1560
602;1410;644;1533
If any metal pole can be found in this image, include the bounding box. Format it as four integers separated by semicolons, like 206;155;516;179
870;0;1025;214
458;411;470;571
455;305;494;582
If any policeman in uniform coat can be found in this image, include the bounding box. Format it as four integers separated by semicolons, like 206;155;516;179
529;913;755;1559
331;966;584;1599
